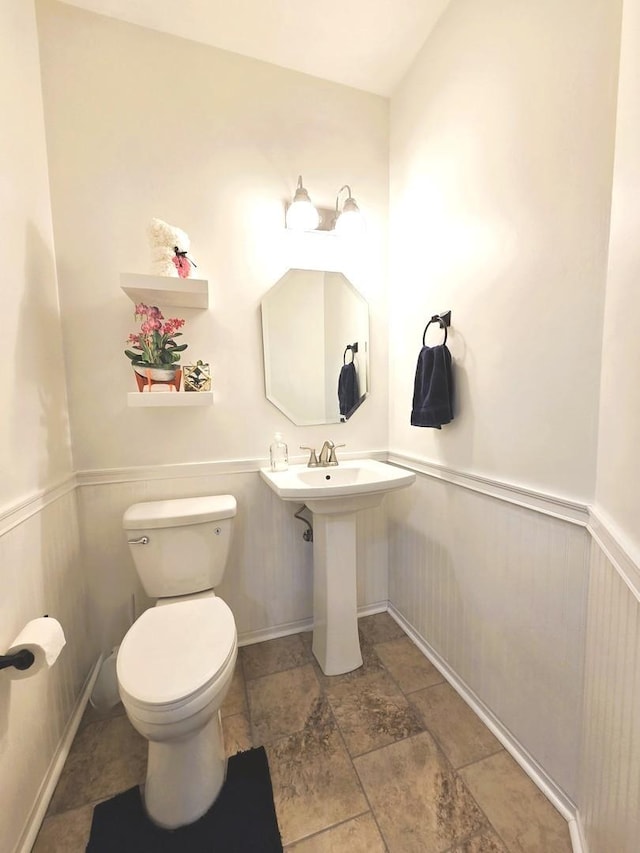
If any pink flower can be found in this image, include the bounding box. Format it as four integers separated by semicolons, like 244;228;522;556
163;318;185;336
125;304;187;367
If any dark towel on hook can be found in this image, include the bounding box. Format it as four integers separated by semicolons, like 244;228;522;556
338;362;359;417
411;344;454;428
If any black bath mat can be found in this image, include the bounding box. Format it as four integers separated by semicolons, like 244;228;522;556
86;747;282;852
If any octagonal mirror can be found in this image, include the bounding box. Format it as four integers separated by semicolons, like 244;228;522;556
261;269;369;425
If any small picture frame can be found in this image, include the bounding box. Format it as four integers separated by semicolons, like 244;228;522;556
183;361;211;392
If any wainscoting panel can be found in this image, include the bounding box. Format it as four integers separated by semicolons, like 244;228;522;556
0;486;96;853
387;472;590;802
78;468;389;652
578;540;640;853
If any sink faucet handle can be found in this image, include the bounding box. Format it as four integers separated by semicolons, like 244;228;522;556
300;446;319;467
329;443;346;465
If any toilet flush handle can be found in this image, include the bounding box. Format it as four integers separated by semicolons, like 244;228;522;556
128;536;149;545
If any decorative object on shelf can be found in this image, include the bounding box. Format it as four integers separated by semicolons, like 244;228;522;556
124;303;188;392
183;361;211;392
148;217;198;278
133;365;182;393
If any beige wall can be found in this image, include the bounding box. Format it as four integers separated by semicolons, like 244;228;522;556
387;0;626;831
583;2;640;850
1;0;73;509
35;0;389;474
594;0;640;563
389;0;621;503
0;4;93;851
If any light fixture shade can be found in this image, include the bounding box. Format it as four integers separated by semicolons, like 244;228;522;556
285;176;320;231
334;194;365;237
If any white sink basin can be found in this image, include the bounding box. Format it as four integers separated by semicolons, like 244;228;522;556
260;458;415;514
260;457;415;676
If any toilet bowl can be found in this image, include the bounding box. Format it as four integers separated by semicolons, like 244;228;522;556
117;595;237;828
117;494;238;829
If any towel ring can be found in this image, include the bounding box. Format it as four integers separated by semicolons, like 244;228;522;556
343;342;358;364
422;316;448;346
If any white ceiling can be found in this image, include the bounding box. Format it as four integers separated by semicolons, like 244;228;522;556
59;0;450;96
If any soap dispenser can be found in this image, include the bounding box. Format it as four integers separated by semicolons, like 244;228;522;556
270;432;289;472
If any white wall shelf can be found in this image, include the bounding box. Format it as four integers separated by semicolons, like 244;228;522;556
120;273;209;309
127;391;213;408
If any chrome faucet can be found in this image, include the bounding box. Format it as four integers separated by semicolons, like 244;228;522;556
319;440;345;466
300;441;345;467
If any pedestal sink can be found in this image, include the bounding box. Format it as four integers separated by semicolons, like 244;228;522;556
260;459;415;675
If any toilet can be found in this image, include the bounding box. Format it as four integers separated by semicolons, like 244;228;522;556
116;494;238;829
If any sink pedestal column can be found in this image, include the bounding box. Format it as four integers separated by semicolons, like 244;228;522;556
311;511;363;676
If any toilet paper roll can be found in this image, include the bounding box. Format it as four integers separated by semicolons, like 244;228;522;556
5;617;66;680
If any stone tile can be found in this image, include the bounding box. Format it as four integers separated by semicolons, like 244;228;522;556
450;829;510;852
241;634;311;680
285;812;386;852
267;701;368;846
247;664;322;744
32;804;94;853
312;631;384;688
459;751;572;853
411;682;502;768
358;611;405;645
47;715;147;816
223;712;253;757
326;669;424;756
374;636;444;693
354;731;487;853
221;664;247;718
79;700;126;729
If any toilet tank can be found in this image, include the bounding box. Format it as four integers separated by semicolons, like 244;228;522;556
123;495;237;599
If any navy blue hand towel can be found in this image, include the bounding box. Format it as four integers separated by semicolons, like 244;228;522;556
338;362;359;417
411;343;454;428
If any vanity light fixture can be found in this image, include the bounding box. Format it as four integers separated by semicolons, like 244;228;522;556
333;185;365;237
284;176;365;236
285;175;321;232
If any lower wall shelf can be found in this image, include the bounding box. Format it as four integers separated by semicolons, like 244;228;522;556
127;391;213;408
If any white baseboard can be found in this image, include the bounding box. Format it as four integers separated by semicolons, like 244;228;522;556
387;605;583;848
568;815;588;853
237;616;313;647
237;601;388;647
15;655;103;853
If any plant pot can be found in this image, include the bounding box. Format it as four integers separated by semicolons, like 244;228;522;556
132;363;182;392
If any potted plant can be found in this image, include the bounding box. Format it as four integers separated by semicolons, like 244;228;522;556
124;303;188;390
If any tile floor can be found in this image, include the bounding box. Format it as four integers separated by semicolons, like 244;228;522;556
33;613;573;852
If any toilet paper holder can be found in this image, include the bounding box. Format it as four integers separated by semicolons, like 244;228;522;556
0;649;35;672
1;613;49;671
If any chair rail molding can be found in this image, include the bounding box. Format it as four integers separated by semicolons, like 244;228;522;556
588;505;640;602
387;451;590;527
0;474;77;536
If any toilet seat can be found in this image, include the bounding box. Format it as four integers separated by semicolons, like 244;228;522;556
117;597;236;714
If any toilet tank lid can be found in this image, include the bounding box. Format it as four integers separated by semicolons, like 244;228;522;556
123;495;237;530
